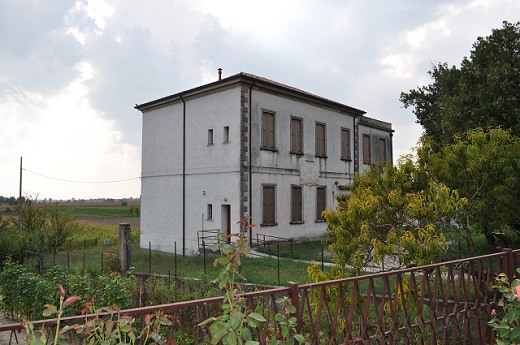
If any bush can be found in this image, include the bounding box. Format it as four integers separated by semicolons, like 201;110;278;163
121;200;128;206
0;260;137;320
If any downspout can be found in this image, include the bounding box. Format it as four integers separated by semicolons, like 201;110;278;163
180;94;186;256
353;115;358;173
248;80;256;245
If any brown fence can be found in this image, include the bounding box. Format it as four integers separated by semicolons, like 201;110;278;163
1;249;518;344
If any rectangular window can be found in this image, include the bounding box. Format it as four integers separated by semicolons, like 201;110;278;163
379;138;386;163
315;123;326;157
223;126;229;143
207;204;213;220
363;134;371;164
208;129;214;145
262;185;276;225
316;186;326;221
291;186;303;223
341;128;351;160
290;117;303;154
261;112;276;150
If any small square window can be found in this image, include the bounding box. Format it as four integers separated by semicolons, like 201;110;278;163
207;204;213;220
223;126;229;143
208;129;214;145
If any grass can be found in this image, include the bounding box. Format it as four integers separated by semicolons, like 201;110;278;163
252;239;333;263
37;244;317;286
61;206;140;218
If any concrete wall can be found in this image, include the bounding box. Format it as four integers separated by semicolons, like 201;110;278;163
140;82;393;253
140;87;242;253
357;117;393;174
249;89;356;239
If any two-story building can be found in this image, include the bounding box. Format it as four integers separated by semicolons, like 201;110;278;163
135;72;393;254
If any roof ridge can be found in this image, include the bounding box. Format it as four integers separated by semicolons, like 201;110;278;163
237;72;364;114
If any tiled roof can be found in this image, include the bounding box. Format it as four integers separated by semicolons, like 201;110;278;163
238;72;365;114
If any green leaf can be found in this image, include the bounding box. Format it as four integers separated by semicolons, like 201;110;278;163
293;334;305;343
511;327;520;339
282;326;289;338
267;340;280;345
247;317;258;328
211;329;228;345
275;313;284;322
287;305;296;314
230;311;242;330
225;332;237;345
244;342;259;345
507;310;516;323
248;312;266;322
241;327;252;342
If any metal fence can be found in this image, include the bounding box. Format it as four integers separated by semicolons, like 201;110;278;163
0;249;517;344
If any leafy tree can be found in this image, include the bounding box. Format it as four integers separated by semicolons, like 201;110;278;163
10;195;48;235
309;154;459;282
312;127;520;283
47;202;80;254
401;21;520;145
424;128;520;247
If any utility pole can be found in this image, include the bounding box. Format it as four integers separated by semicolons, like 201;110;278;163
18;157;22;235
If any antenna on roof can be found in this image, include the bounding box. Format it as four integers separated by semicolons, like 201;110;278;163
218;68;222;81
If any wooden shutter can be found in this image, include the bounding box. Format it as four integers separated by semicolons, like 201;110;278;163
316;123;326;157
291;118;302;153
363;135;370;164
291;186;302;222
263;186;275;224
316;187;326;220
341;129;350;160
379;139;386;163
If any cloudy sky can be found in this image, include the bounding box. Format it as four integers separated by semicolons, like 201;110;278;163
0;0;518;200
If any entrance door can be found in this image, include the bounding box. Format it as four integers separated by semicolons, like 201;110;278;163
221;205;231;243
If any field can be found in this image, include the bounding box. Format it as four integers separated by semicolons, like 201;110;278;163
0;201;141;219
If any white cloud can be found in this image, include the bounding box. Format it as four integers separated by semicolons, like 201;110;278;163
85;0;114;30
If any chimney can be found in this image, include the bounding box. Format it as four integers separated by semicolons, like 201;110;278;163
218;68;222;81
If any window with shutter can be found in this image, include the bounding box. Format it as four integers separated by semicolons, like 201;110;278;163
262;185;276;225
290;117;303;154
291;186;303;223
316;186;326;221
379;138;386;163
315;123;326;157
363;134;371;164
261;112;276;150
341;128;351;160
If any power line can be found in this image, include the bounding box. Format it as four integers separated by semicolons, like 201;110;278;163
23;169;141;184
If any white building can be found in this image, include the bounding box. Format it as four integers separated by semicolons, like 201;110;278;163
135;72;393;254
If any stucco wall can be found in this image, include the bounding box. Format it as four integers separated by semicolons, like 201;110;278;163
248;89;356;239
140;87;242;253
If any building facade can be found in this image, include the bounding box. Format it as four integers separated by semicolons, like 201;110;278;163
135;72;393;254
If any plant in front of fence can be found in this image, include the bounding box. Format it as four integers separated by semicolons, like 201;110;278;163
199;216;267;345
270;296;304;345
23;284;79;345
488;268;520;345
24;285;180;345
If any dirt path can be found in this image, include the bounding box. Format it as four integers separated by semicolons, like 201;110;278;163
0;315;25;345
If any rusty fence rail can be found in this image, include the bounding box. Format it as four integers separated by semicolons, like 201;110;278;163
1;249;518;344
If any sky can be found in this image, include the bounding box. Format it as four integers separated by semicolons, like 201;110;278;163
0;0;518;200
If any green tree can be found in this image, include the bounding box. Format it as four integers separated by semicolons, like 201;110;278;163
47;202;79;254
425;128;520;247
401;21;520;145
310;154;459;282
